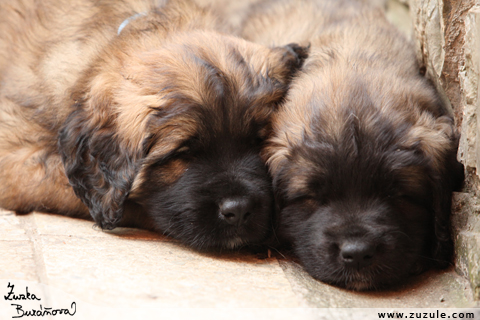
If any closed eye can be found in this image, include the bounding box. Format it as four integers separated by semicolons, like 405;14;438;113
399;193;430;206
175;145;190;154
150;143;193;168
286;193;320;206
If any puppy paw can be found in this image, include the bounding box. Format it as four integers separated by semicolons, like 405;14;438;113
90;206;123;231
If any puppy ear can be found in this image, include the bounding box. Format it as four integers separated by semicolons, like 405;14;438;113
263;43;309;86
402;115;464;267
59;102;144;230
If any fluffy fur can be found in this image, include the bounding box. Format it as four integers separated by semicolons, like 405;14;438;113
0;0;307;251
240;0;464;289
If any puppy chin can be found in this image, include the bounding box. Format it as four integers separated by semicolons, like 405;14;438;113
344;277;374;291
310;263;398;291
285;197;425;290
349;282;372;291
225;236;246;250
330;269;390;291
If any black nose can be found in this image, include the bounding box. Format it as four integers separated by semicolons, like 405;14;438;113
218;197;253;226
340;241;376;270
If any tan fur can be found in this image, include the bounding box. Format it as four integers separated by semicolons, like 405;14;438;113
239;0;463;288
0;0;305;224
240;0;457;177
0;0;174;215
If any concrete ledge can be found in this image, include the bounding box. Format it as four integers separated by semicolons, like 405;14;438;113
1;209;478;319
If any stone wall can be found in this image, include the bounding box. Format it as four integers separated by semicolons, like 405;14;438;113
409;0;480;300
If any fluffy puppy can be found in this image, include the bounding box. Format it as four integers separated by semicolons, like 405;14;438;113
240;0;464;289
0;0;307;251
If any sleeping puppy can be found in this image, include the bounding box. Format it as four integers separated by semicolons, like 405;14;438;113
240;0;464;289
0;0;307;251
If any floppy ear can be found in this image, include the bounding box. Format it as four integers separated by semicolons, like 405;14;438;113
266;43;309;85
58;103;144;230
402;115;464;267
246;42;308;93
59;82;193;230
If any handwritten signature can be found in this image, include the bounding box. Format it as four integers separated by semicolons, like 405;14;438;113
5;282;76;318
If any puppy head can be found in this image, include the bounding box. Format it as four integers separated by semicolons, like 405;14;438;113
59;31;308;250
266;72;464;289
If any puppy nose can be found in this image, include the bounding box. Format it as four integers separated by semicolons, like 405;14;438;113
340;241;376;270
219;198;253;225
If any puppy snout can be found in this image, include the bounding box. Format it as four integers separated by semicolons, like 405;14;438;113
218;197;253;226
340;241;376;270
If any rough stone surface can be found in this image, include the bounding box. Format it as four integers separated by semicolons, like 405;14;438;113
459;4;480;172
453;192;480;300
410;0;480;300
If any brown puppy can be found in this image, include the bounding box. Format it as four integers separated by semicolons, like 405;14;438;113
241;0;464;289
0;0;307;251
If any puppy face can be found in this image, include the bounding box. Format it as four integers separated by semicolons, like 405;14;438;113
59;30;307;251
266;72;464;290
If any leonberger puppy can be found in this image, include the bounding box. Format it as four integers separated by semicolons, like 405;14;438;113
240;0;464;289
0;0;307;251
